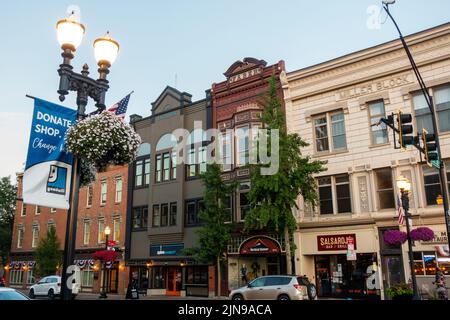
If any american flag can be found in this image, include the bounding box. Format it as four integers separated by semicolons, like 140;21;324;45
107;92;132;121
397;195;405;225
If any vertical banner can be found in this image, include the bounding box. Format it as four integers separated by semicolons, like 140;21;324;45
22;98;77;209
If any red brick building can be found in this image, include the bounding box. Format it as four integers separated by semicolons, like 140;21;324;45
211;57;288;293
6;165;129;296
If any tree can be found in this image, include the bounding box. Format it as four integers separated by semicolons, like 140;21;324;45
195;163;236;296
245;74;326;274
35;226;62;277
0;176;17;266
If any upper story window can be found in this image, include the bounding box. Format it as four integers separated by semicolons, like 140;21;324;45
113;218;121;243
318;175;351;215
156;134;177;183
21;203;27;217
32;225;40;248
313;111;347;153
375;168;395;210
100;180;107;205
98;218;105;244
412;85;450;134
51;208;57;213
83;220;91;245
47;221;56;232
132;206;148;230
186;129;208;179
422;161;450;206
35;206;41;215
86;185;93;207
185;199;204;227
17;227;24;249
135;143;151;188
219;132;232;171
152;203;177;228
368;101;388;145
238;182;251;221
236;126;250;167
115;177;123;203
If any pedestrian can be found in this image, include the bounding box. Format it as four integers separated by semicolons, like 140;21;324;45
434;270;448;300
126;272;140;300
240;264;248;285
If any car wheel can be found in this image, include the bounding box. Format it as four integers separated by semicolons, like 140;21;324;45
307;284;317;300
48;289;55;300
232;294;244;301
278;294;290;301
29;289;35;299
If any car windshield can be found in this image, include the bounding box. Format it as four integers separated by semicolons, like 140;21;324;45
0;291;29;300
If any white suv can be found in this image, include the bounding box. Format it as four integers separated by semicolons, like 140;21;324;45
29;275;80;299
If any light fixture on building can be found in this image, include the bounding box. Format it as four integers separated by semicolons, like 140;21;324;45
119;263;125;271
22;265;29;271
146;261;153;268
396;175;411;192
104;226;111;236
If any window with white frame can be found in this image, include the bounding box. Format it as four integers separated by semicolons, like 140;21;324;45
21;203;27;216
9;269;23;284
115;177;122;203
86;185;93;207
239;182;251;221
219;131;233;171
51;208;57;213
26;269;35;284
413;93;434;134
186;129;208;179
375;168;395;210
81;267;94;287
317;174;351;215
368;101;388;145
47;221;56;232
422;161;450;206
83;220;91;245
35;206;41;215
412;85;450;134
435;85;450;132
17;227;24;248
100;180;107;205
313;111;347;153
113;218;120;243
98;219;105;244
32;225;40;248
236;126;250;167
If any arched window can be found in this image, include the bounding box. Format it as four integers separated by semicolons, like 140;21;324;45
137;143;151;157
156;134;177;151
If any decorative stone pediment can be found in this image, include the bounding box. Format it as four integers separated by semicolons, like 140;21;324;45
223;57;267;81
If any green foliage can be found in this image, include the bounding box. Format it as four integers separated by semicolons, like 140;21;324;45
34;226;62;277
0;176;17;265
244;74;327;245
385;283;414;298
194;163;236;264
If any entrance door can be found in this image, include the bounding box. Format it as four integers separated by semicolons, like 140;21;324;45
382;255;404;294
166;268;182;296
315;256;332;297
106;267;119;293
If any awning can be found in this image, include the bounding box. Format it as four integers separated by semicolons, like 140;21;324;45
8;261;35;269
73;259;95;269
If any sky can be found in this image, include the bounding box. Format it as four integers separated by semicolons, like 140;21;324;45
0;0;450;182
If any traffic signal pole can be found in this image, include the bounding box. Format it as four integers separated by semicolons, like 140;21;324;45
383;4;450;253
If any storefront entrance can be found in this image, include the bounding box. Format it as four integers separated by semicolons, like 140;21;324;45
105;265;119;294
166;267;182;296
314;253;380;299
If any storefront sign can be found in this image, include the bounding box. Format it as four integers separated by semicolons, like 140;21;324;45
23;98;77;210
150;244;184;256
239;237;280;255
317;234;357;251
228;67;262;84
347;238;357;261
423;231;448;245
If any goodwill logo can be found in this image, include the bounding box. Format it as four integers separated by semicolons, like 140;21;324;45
22;98;77;210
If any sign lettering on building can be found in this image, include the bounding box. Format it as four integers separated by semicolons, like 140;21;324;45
336;74;413;101
317;234;357;251
228;67;262;84
422;231;448;245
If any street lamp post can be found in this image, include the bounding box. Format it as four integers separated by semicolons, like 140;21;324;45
99;226;111;299
56;12;119;301
396;176;420;300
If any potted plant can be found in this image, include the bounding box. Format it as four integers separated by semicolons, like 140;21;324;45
386;283;414;300
65;111;141;171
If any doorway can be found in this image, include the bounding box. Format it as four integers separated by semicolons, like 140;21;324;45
106;266;118;293
382;255;404;291
315;256;331;297
166;267;182;296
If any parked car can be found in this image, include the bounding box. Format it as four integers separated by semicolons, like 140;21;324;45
0;287;30;300
29;275;80;300
230;275;317;301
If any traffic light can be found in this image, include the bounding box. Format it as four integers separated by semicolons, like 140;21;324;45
422;129;438;167
397;111;414;148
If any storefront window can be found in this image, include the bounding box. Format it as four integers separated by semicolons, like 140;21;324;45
185;266;208;285
81;267;94;287
149;267;166;289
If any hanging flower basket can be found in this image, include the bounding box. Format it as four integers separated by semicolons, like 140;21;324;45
383;230;407;246
65;111;141;171
92;250;118;262
410;227;435;242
